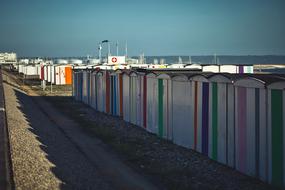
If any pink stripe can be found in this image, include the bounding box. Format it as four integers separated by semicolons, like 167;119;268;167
237;87;247;172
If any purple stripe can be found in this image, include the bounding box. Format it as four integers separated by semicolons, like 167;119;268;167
239;66;244;74
202;82;209;155
237;87;247;172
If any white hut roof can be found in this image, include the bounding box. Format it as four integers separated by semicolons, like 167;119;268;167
157;73;171;79
208;73;232;83
267;81;285;89
234;77;265;88
189;74;209;82
171;74;188;82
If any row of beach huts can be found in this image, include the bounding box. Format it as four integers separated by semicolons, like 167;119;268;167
16;61;74;85
73;68;285;188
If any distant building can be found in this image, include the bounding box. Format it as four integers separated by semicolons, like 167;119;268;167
0;52;17;64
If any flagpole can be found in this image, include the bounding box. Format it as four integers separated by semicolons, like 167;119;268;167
116;41;119;56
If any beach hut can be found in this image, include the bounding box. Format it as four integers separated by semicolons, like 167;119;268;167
55;65;66;85
238;65;254;74
234;77;267;177
157;73;173;140
146;72;158;134
136;71;147;128
220;65;238;73
82;70;89;104
116;70;124;117
90;70;98;110
109;70;124;116
189;74;210;154
202;65;220;73
208;74;235;166
109;70;116;115
129;71;138;125
73;70;83;101
105;70;111;114
72;71;76;98
96;71;105;113
171;74;193;148
266;79;285;187
122;71;131;122
64;66;73;85
47;65;55;84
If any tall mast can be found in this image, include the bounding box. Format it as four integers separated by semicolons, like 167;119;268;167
116;41;119;56
125;41;128;58
98;43;102;64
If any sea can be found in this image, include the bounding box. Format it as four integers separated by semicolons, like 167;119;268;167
141;55;285;65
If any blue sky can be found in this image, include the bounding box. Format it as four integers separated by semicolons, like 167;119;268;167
0;0;285;57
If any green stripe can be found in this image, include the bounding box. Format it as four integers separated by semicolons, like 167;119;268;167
271;89;283;187
212;83;218;160
158;79;163;138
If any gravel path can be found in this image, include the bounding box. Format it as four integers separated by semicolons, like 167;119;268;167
3;83;113;190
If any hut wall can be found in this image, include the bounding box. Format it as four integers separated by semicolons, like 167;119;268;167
146;74;158;134
123;74;130;122
172;78;193;148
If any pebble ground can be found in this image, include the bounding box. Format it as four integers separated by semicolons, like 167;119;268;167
4;82;113;190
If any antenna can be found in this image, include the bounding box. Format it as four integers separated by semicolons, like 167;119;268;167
108;41;111;57
116;41;119;56
98;43;102;64
125;41;128;58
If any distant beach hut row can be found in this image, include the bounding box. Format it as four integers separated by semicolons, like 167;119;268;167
73;68;285;188
16;64;73;85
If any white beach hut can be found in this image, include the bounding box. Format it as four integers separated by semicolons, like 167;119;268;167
171;74;193;148
146;72;158;134
207;74;235;166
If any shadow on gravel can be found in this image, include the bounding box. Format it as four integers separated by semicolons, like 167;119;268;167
11;87;279;190
13;89;111;190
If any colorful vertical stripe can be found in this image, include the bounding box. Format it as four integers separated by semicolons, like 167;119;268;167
255;89;260;177
119;74;123;116
212;82;218;160
158;79;163;138
114;76;117;115
202;82;209;155
106;72;110;114
110;76;114;114
239;66;244;74
194;81;198;150
143;76;147;128
237;87;247;173
271;89;283;187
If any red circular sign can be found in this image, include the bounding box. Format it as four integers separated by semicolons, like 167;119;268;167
111;57;117;63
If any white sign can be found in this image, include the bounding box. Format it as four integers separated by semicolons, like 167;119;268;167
108;56;126;64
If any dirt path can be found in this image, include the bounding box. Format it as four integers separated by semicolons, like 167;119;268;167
3;73;157;189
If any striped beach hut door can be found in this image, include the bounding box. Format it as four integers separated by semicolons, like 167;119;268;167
158;78;164;138
190;75;210;154
172;75;192;148
122;72;130;122
208;74;234;166
146;73;158;134
267;81;285;188
130;72;137;124
234;78;266;178
157;73;172;140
